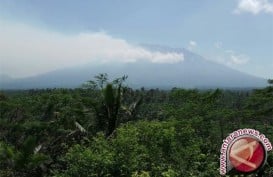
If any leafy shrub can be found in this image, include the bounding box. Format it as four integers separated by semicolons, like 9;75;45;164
54;120;218;177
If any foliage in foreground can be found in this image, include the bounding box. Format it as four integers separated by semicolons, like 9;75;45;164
54;120;218;177
0;76;273;176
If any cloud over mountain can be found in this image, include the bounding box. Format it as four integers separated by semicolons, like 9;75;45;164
0;21;184;78
0;45;267;90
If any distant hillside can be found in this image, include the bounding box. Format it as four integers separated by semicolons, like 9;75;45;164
0;74;13;83
0;46;267;89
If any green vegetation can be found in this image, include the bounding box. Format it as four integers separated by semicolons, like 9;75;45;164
0;75;273;176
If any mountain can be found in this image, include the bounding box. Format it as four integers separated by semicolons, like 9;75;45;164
0;74;13;83
0;46;267;89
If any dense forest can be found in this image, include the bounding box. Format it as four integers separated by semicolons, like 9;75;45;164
0;74;273;177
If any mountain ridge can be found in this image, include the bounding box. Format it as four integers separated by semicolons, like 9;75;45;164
0;46;267;89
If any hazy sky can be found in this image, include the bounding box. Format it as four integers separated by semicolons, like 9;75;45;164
0;0;272;78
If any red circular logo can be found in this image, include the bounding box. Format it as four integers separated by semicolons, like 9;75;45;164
229;137;266;173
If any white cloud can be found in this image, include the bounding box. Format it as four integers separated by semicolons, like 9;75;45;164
188;40;197;51
234;0;273;14
228;54;249;65
223;50;249;65
209;49;249;66
0;21;184;78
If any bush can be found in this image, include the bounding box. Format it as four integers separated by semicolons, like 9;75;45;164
53;119;218;177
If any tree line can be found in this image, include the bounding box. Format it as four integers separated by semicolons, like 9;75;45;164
0;75;273;176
